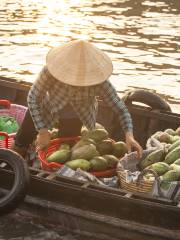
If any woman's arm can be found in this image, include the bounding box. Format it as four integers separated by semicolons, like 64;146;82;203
98;80;143;158
27;66;50;131
98;80;133;133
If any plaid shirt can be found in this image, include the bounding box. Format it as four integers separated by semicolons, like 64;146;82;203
27;66;133;133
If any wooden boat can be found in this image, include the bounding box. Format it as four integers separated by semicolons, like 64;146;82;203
0;76;180;240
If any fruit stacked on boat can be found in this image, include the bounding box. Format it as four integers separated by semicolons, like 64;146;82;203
39;123;128;176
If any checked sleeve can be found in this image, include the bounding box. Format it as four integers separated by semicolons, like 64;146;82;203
27;67;50;131
98;80;133;133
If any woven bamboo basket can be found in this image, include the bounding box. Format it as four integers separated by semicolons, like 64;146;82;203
117;170;155;194
117;149;158;195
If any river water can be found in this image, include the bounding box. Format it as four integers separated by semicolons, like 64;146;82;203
0;0;180;112
0;0;180;239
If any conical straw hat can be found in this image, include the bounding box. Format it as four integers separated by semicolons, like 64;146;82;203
46;40;113;86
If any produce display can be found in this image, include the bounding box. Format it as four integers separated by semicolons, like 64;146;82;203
0;116;19;134
140;127;180;190
45;123;128;173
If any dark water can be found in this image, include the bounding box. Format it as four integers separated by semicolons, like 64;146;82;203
0;0;180;112
0;0;180;239
0;212;79;240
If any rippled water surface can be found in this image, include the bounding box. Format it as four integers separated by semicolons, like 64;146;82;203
0;0;180;112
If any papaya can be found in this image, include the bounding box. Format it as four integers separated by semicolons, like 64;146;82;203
147;162;170;176
47;149;71;163
164;128;176;136
71;144;99;160
174;158;180;165
139;149;165;170
89;156;108;171
168;139;180;153
103;154;119;168
112;141;128;158
96;139;113;155
164;146;180;164
65;159;91;171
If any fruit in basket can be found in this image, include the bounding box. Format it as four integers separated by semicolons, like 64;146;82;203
174;158;180;165
47;149;71;163
157;132;173;143
103;155;119;168
81;123;104;135
96;139;113;155
169;163;180;173
168;140;180;153
59;143;70;150
81;123;108;142
161;170;180;182
164;146;180;164
65;159;91;171
112;141;128;158
139;149;165;170
71;138;95;151
147;162;170;176
164;128;176;136
0;116;19;134
171;135;180;143
175;127;180;136
82;128;108;142
71;144;99;160
89;156;108;171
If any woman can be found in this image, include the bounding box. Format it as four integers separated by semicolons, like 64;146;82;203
13;39;143;158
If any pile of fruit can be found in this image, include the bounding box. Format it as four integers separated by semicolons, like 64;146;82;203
46;123;128;172
140;127;180;189
0;116;19;134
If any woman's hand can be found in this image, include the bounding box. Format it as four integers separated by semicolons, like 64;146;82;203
125;132;143;159
35;128;51;151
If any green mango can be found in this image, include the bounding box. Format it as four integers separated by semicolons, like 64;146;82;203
164;128;176;136
169;163;180;173
47;149;71;163
71;138;96;151
161;170;180;181
71;144;99;160
174;158;180;165
139;149;165;170
147;162;170;176
66;159;91;171
175;127;180;136
90;156;108;171
96;139;113;155
112;141;128;158
59;143;70;150
171;135;180;143
103;154;119;168
168;140;180;153
164;146;180;164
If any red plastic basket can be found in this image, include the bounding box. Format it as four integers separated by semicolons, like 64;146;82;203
38;137;117;177
0;99;27;148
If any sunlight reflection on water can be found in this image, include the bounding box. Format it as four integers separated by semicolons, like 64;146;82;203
0;0;179;112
